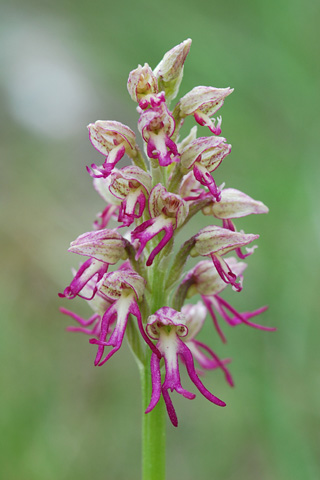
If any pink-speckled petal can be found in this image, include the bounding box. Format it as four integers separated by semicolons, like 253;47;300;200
179;86;233;117
69;229;127;264
127;63;158;102
192;225;259;258
88;120;136;155
204;188;269;219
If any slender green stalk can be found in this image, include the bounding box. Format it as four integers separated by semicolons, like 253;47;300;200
140;355;166;480
140;248;168;480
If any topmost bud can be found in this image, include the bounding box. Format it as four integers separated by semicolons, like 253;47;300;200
153;39;192;103
127;63;158;104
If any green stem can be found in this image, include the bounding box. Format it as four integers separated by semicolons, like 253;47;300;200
139;249;168;480
167;164;183;193
140;353;166;480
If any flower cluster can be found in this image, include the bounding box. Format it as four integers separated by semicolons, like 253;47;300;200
60;39;274;427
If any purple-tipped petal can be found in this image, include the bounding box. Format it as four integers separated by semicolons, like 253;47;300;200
94;205;119;230
211;254;242;292
130;300;161;358
178;339;226;407
202;295;227;343
193;163;221;201
162;388;179;427
89;303;117;365
192;339;234;387
58;258;108;300
145;353;162;414
216;297;275;331
131;217;175;266
146;222;174;266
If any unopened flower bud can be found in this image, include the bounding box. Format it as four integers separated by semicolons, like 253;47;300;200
69;229;128;264
191;226;259;258
153;39;192;103
202;188;269;219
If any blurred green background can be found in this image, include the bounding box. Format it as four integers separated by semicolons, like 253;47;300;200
1;0;319;478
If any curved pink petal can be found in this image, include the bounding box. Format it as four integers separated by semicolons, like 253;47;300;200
132;218;174;266
89;303;117;365
162;388;178;427
94;205;119;230
202;295;227;343
192;339;234;387
130;300;161;358
58;259;108;300
193;164;221;202
216;297;274;332
211;254;242;292
145;353;162;414
177;339;226;407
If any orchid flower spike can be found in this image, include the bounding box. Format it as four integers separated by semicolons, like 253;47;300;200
60;39;271;431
